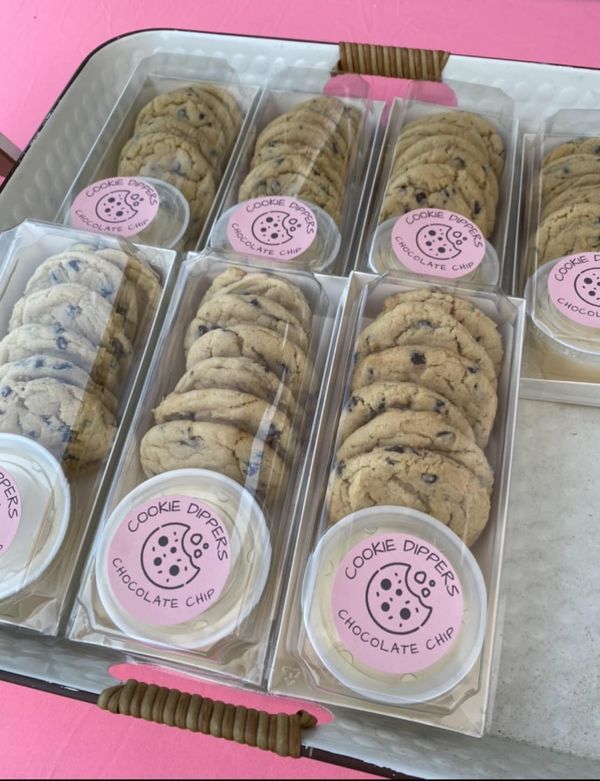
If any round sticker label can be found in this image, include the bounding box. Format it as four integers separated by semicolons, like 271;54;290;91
547;253;600;328
390;208;485;278
70;177;160;237
107;495;231;627
0;467;21;558
331;533;464;675
227;196;317;259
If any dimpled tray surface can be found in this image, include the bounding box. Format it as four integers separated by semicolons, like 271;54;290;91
0;30;599;779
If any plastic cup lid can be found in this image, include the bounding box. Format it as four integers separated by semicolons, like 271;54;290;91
209;197;341;272
302;506;487;705
369;215;500;286
0;433;71;599
133;177;190;249
95;468;271;650
525;257;600;360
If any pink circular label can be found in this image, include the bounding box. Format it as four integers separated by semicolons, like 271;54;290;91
331;533;464;675
107;495;231;627
547;253;600;328
70;177;160;237
0;467;21;558
390;208;485;278
227;196;317;259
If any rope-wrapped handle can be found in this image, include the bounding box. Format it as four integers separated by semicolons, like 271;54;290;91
337;42;450;81
98;679;318;758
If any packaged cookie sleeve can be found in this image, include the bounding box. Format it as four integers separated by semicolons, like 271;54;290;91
360;81;518;289
67;249;344;687
268;271;525;736
54;53;259;252
209;71;379;274
0;220;174;636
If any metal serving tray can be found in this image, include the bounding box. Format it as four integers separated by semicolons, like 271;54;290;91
0;29;599;780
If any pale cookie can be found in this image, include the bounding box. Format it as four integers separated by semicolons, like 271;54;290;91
392;132;491;176
239;168;342;222
543;137;600;167
251;129;346;176
0;324;122;395
336;410;493;489
185;324;309;396
255;107;350;160
355;301;496;384
339;381;474;442
541;154;600;200
153;388;296;457
25;251;139;340
539;173;600;208
401;111;505;181
0;378;116;469
0;354;118;414
9;283;133;365
134;115;226;175
239;155;343;206
186;85;238;149
327;448;491;546
382;288;503;375
351;344;497;448
541;183;600;221
534;203;600;265
134;87;227;137
381;163;493;237
196;84;243;134
175;356;295;414
202;268;312;331
185;293;309;353
140;420;284;500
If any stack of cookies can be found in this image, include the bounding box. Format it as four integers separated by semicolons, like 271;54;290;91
118;84;243;244
238;96;362;225
0;244;161;473
533;137;600;266
140;267;313;506
328;288;503;547
380;111;505;239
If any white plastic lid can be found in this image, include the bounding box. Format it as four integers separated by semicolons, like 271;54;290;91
525;256;600;363
209;197;341;272
369;215;500;286
302;506;487;705
0;433;71;599
133;177;190;249
95;468;271;650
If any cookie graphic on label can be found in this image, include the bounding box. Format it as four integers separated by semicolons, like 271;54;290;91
251;210;299;246
574;267;600;307
95;189;143;224
140;522;208;590
416;223;466;260
365;562;433;635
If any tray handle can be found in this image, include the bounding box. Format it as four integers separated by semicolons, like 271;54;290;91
98;679;318;758
337;42;450;81
0;132;20;178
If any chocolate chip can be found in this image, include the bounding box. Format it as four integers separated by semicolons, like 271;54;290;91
377;400;386;412
467;365;479;374
417;319;432;328
473;200;481;215
385;445;405;453
34;358;45;369
421;473;437;484
336;461;345;476
348;395;359;409
56;336;68;350
434;399;446;411
415;192;427;204
410;351;426;365
0;386;11;397
67;304;82;317
249;298;260;308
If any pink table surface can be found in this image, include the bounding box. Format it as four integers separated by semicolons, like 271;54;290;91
1;1;599;778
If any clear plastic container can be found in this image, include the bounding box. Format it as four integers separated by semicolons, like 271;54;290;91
0;219;174;634
524;256;600;382
55;53;259;250
209;75;381;274
359;81;518;287
69;249;345;684
302;506;487;705
269;271;525;736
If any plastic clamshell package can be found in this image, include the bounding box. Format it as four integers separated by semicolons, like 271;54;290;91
68;249;348;686
269;270;525;738
357;82;518;290
518;111;600;402
0;219;176;635
54;52;261;252
208;77;384;275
